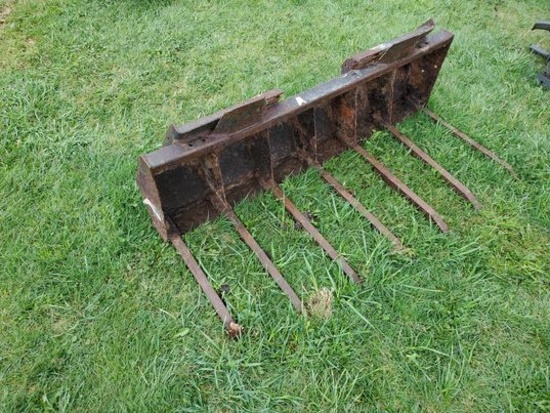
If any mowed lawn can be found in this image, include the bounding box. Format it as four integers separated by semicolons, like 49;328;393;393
1;0;549;411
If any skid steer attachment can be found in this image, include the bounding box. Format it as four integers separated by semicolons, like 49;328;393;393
530;21;550;88
137;20;516;336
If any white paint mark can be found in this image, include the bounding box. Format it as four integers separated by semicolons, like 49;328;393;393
143;198;163;221
295;96;307;106
372;43;389;51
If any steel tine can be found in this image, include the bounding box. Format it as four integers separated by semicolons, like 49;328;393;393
422;108;518;178
264;179;362;284
349;142;449;233
385;124;481;209
311;166;405;250
218;205;304;313
171;235;244;337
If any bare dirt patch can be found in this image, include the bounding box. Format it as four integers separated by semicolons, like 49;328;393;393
0;6;11;27
307;287;333;319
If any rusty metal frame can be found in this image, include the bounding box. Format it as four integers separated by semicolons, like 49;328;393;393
530;21;550;89
139;20;453;240
137;20;515;335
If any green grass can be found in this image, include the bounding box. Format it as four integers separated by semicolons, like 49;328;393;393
1;0;549;411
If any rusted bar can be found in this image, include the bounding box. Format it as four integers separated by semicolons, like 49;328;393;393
422;108;518;178
349;143;449;233
171;235;243;337
219;207;304;313
316;167;405;250
265;180;362;283
384;124;481;209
